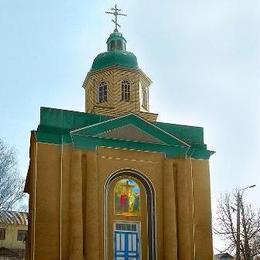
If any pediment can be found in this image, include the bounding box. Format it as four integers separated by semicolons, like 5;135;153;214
96;124;164;144
71;114;189;147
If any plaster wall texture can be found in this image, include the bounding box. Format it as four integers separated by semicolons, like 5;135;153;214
26;140;213;260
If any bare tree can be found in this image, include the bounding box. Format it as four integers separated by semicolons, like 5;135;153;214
215;191;260;259
0;138;24;210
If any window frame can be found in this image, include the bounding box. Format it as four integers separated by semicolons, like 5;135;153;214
117;40;123;50
0;228;6;240
114;178;141;217
17;230;27;242
110;40;115;51
121;80;130;102
98;81;108;103
142;86;149;110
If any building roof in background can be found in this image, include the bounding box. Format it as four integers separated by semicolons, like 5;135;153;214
215;253;234;259
0;247;25;258
0;211;28;226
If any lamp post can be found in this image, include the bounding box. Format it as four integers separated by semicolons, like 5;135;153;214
236;184;256;260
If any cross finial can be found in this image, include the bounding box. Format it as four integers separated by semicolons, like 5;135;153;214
105;4;127;32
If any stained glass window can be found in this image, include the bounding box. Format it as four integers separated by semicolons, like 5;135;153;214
114;179;140;216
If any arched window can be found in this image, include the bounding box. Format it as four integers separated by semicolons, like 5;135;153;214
142;86;148;110
114;178;140;217
98;81;107;103
121;80;130;101
117;40;123;50
110;40;115;51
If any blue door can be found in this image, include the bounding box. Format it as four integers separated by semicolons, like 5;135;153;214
114;230;139;260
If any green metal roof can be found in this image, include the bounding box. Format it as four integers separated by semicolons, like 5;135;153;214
90;31;138;71
34;107;214;159
72;114;189;147
91;51;138;71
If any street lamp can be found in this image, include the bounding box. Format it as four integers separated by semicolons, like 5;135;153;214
236;184;256;260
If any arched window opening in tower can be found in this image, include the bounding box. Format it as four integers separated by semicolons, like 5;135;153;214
110;40;115;51
142;86;149;110
121;80;130;101
98;81;108;103
117;40;122;50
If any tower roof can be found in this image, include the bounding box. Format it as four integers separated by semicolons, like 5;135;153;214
91;31;138;71
91;5;138;71
91;50;138;71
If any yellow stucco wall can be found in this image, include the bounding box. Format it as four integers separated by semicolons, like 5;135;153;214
26;140;213;260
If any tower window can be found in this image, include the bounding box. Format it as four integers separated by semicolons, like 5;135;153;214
121;80;130;101
110;40;115;51
117;40;122;50
142;86;148;110
98;81;108;103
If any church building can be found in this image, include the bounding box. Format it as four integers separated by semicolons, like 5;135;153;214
25;5;214;260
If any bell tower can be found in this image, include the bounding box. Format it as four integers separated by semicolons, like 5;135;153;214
83;5;158;121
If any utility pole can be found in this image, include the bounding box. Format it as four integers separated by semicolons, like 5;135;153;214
236;185;256;260
236;191;241;260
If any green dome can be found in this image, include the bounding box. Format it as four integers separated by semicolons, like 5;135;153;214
91;51;138;71
90;31;138;71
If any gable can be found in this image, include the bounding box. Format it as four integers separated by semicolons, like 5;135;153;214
96;124;164;144
71;113;189;147
37;107;206;145
35;107;214;159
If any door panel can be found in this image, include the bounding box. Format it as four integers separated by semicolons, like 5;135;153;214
114;230;139;260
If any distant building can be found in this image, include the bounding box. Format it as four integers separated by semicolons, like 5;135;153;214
0;211;28;260
214;253;234;260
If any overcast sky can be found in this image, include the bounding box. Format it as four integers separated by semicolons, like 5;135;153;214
0;0;259;252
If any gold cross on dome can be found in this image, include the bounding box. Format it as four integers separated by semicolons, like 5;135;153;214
105;4;127;32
